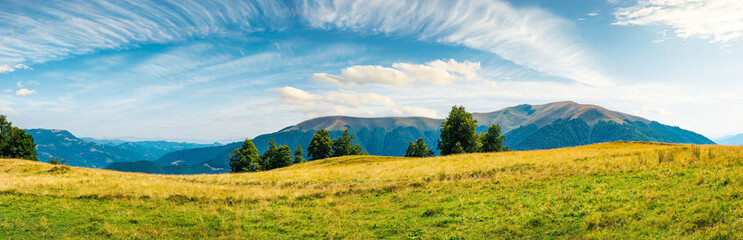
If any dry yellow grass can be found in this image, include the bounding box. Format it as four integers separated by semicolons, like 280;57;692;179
2;142;740;201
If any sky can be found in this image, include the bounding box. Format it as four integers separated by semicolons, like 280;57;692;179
1;0;742;143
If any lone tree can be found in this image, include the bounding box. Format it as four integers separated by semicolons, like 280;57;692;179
331;129;365;157
307;129;332;160
480;124;508;152
405;138;434;157
0;115;37;161
438;105;478;155
229;139;261;173
293;144;305;164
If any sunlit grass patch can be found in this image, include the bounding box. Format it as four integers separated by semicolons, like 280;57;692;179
1;142;742;238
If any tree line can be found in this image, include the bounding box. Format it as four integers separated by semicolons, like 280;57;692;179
229;105;507;173
229;129;366;173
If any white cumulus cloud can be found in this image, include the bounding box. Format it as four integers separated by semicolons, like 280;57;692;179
614;0;743;43
274;86;437;118
0;64;30;74
313;59;480;87
16;88;36;96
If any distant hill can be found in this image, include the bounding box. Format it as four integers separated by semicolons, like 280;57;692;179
26;129;221;169
716;134;743;145
26;129;145;168
151;101;714;174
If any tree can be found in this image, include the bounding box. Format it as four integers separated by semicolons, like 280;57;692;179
49;156;66;165
405;138;434;157
269;145;294;169
331;129;365;157
0;115;37;161
229;139;261;173
480;124;509;152
261;139;278;169
293;144;305;164
438;106;478;155
307;129;332;160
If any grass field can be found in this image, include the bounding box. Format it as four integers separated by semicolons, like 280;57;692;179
2;142;743;239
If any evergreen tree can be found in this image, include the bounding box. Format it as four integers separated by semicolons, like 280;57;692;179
229;139;261;173
405;138;434;157
293;144;305;164
438;106;478;155
270;145;294;169
261;139;278;169
331;129;365;157
307;129;332;160
480;124;508;152
0;115;37;161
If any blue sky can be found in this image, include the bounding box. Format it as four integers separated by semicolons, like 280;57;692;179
1;0;742;143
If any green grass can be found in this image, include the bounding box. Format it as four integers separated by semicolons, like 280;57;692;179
1;142;743;239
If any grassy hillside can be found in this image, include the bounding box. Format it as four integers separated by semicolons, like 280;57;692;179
2;142;742;239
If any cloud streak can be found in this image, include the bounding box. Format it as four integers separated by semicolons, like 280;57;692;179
614;0;743;43
298;0;612;86
0;0;290;65
1;0;610;87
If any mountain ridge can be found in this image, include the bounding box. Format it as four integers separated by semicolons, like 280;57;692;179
147;101;713;174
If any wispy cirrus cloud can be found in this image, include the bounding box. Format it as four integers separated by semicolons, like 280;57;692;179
1;0;610;87
614;0;743;43
0;0;290;65
298;0;612;86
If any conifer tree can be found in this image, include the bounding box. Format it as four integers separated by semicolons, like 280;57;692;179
405;138;434;157
438;106;478;155
307;129;332;160
229;139;261;172
293;144;305;164
480;124;508;152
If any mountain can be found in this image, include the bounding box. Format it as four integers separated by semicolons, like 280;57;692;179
26;129;223;169
26;129;145;168
99;140;221;160
151;101;714;174
716;134;743;145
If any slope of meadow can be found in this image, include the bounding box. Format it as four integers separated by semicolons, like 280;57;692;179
1;142;742;239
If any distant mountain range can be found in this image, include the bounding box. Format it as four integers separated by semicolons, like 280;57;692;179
137;101;713;174
715;134;743;145
26;129;221;168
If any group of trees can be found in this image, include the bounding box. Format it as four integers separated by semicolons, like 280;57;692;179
406;105;508;157
308;129;365;160
0;115;37;161
229;139;305;173
438;105;509;155
229;129;366;173
229;105;506;172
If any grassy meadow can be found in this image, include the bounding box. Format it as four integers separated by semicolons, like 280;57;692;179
1;142;743;239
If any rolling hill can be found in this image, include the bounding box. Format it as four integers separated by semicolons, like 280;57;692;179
150;101;713;173
2;142;742;238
